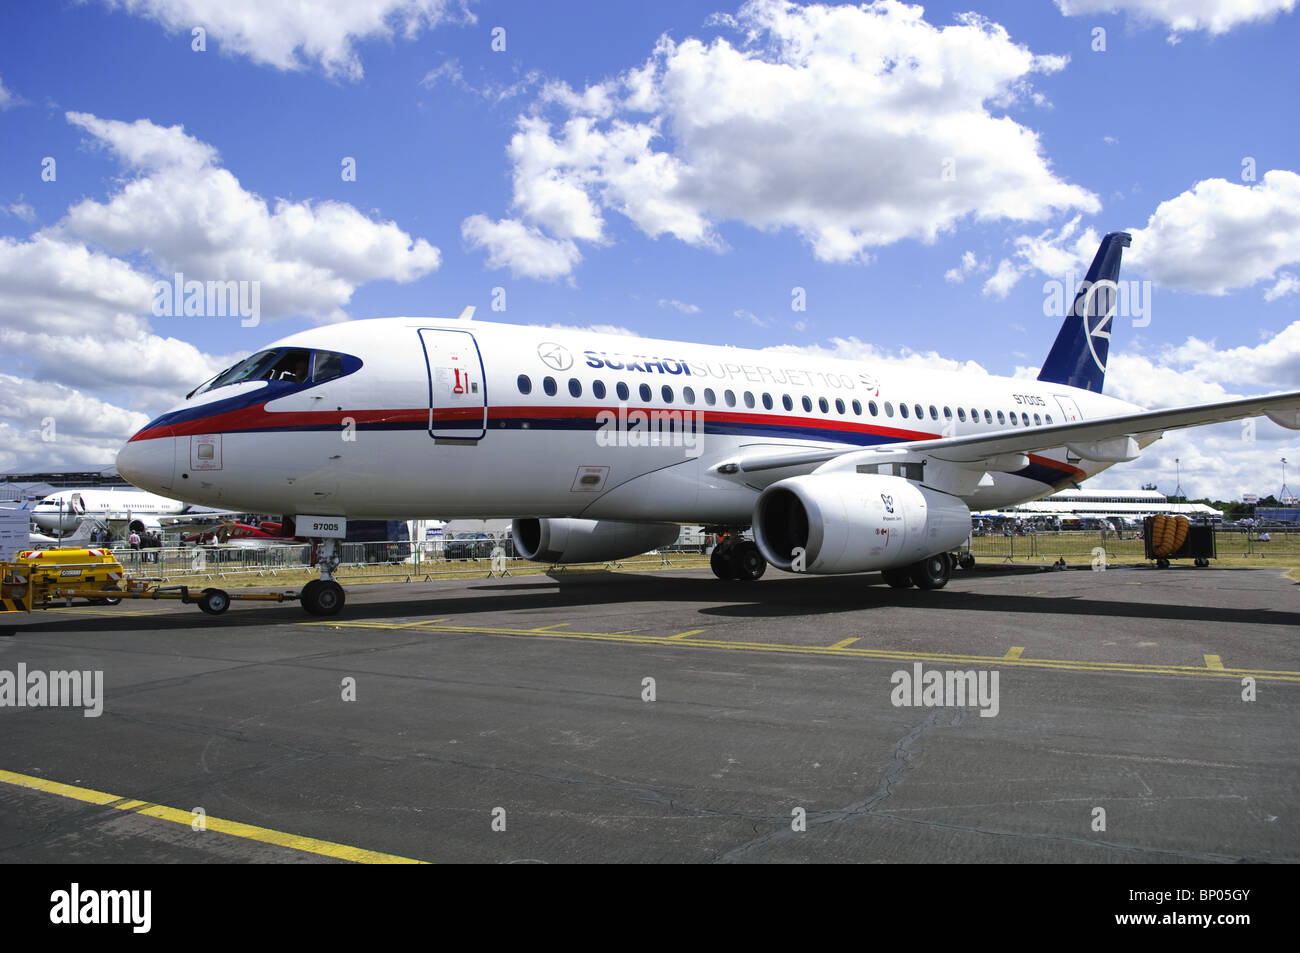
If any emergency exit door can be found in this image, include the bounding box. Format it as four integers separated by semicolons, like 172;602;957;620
419;328;487;440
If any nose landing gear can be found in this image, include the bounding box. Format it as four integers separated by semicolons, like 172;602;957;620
301;539;346;616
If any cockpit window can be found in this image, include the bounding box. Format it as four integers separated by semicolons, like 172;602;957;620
193;347;354;396
311;351;345;383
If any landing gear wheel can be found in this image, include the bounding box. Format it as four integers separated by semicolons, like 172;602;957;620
710;546;738;581
881;568;914;589
959;553;976;570
911;554;952;590
1156;557;1170;569
732;541;767;581
301;579;345;616
197;588;230;615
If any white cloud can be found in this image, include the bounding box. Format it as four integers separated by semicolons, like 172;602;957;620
1054;0;1297;38
59;112;440;323
3;202;35;223
0;375;149;443
764;335;993;377
1265;273;1300;302
469;0;1097;278
734;308;770;327
982;258;1025;299
945;249;982;283
0;75;16;109
461;214;581;280
100;0;472;80
658;298;700;314
1125;170;1300;295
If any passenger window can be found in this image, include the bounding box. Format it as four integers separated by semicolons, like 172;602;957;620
783;395;793;411
569;378;582;398
1009;411;1018;426
543;376;557;397
725;389;737;407
684;386;696;405
869;401;878;416
704;388;717;406
1022;413;1030;426
1033;413;1041;425
517;374;532;395
819;397;829;414
802;396;813;413
662;385;674;404
639;383;652;402
900;404;909;419
835;398;846;415
914;404;923;419
957;408;966;422
762;393;773;410
884;402;894;417
1045;414;1053;424
616;382;630;401
744;391;756;409
593;380;606;399
943;407;952;420
929;405;938;420
997;411;1006;425
983;410;992;423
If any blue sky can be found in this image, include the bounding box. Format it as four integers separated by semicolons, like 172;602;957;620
0;0;1298;499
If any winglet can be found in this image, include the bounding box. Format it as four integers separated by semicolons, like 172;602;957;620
1037;231;1131;393
457;306;476;321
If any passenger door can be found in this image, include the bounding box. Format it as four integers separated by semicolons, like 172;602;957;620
419;328;487;440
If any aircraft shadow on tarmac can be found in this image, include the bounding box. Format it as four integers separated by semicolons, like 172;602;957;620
6;567;1299;637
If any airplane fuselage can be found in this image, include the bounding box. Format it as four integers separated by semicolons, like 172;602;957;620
116;317;1146;524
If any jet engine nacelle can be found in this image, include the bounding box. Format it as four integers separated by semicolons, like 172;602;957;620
128;515;163;534
511;518;680;564
753;473;971;574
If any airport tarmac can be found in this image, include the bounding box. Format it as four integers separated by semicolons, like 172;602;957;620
1;563;1297;864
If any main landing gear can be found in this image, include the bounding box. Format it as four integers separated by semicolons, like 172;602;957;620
881;553;955;590
710;534;767;582
301;539;346;616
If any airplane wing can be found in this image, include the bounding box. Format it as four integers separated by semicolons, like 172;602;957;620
722;390;1300;474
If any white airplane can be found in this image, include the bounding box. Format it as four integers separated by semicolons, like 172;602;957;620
30;488;189;535
116;233;1300;615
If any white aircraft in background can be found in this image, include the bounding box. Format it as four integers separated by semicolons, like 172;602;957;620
117;232;1300;615
30;487;216;535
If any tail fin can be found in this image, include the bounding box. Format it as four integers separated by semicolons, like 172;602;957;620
1037;231;1131;393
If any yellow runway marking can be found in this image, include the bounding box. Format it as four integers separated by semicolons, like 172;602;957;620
829;637;860;649
530;623;571;631
298;619;1300;683
669;629;705;640
1204;654;1225;671
1004;646;1025;660
0;769;426;864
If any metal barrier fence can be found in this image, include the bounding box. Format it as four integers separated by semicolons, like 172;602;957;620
969;527;1300;560
101;539;711;581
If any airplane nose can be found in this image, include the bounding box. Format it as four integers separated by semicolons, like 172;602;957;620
116;435;177;494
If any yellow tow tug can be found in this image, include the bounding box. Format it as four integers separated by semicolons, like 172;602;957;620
1;548;295;617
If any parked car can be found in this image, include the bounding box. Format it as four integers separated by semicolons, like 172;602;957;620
443;533;496;559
